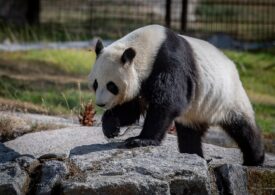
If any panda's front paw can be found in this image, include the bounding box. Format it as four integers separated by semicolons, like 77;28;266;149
102;111;120;138
124;136;161;148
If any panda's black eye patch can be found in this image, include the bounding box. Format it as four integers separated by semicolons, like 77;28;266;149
107;81;119;95
93;80;98;91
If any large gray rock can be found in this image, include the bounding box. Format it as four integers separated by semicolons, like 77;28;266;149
0;162;29;195
4;127;105;158
62;174;170;195
68;138;210;194
36;160;69;195
2;126;275;194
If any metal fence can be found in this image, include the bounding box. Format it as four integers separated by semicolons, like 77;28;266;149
186;0;275;41
10;0;275;42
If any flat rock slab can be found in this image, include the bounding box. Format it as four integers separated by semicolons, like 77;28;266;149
4;127;105;158
4;126;275;167
2;126;275;194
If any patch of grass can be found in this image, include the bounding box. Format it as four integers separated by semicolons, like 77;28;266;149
0;49;100;115
0;49;96;75
0;75;99;115
0;97;48;114
253;103;275;133
225;51;275;96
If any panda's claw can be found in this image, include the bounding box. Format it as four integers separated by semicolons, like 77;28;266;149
124;137;161;148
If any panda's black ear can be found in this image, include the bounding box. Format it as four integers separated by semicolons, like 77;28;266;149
121;48;136;65
95;39;104;56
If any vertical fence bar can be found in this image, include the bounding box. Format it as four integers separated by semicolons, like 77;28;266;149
165;0;171;28
181;0;188;32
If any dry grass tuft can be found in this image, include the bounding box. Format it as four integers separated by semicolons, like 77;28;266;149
0;114;67;141
0;115;30;141
0;98;48;114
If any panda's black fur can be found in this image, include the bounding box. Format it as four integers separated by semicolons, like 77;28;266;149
96;26;265;166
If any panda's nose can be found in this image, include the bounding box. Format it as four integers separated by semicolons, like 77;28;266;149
96;103;105;107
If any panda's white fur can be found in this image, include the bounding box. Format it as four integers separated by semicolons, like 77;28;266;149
176;36;255;126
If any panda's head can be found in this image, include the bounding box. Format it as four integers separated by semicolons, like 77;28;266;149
88;40;139;109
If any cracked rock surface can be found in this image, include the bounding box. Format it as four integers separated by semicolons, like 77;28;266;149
1;126;275;195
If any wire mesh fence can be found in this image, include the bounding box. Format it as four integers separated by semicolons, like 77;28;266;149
1;0;275;42
187;0;275;41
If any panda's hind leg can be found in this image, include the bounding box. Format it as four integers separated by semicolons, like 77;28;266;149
175;122;208;158
220;111;265;166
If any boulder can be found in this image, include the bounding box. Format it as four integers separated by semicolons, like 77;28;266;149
1;126;275;194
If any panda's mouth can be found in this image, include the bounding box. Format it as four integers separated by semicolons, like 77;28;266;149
103;102;116;110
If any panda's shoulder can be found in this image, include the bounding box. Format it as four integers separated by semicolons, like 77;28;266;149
118;25;167;45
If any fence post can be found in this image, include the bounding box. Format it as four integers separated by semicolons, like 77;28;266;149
165;0;171;28
181;0;188;32
26;0;40;25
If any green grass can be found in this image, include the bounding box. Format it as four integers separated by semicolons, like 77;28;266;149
0;77;94;115
0;49;96;75
0;78;97;115
225;51;275;96
0;49;99;115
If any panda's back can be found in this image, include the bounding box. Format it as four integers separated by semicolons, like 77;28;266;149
182;35;240;105
177;35;254;125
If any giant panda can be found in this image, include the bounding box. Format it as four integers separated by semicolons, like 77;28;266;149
88;24;265;166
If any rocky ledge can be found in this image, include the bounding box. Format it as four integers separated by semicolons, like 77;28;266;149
1;126;275;195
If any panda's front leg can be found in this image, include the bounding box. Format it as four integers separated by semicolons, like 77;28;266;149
124;104;175;148
102;97;142;138
102;110;121;138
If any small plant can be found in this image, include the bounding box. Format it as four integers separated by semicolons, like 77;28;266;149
78;101;96;126
168;122;176;135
